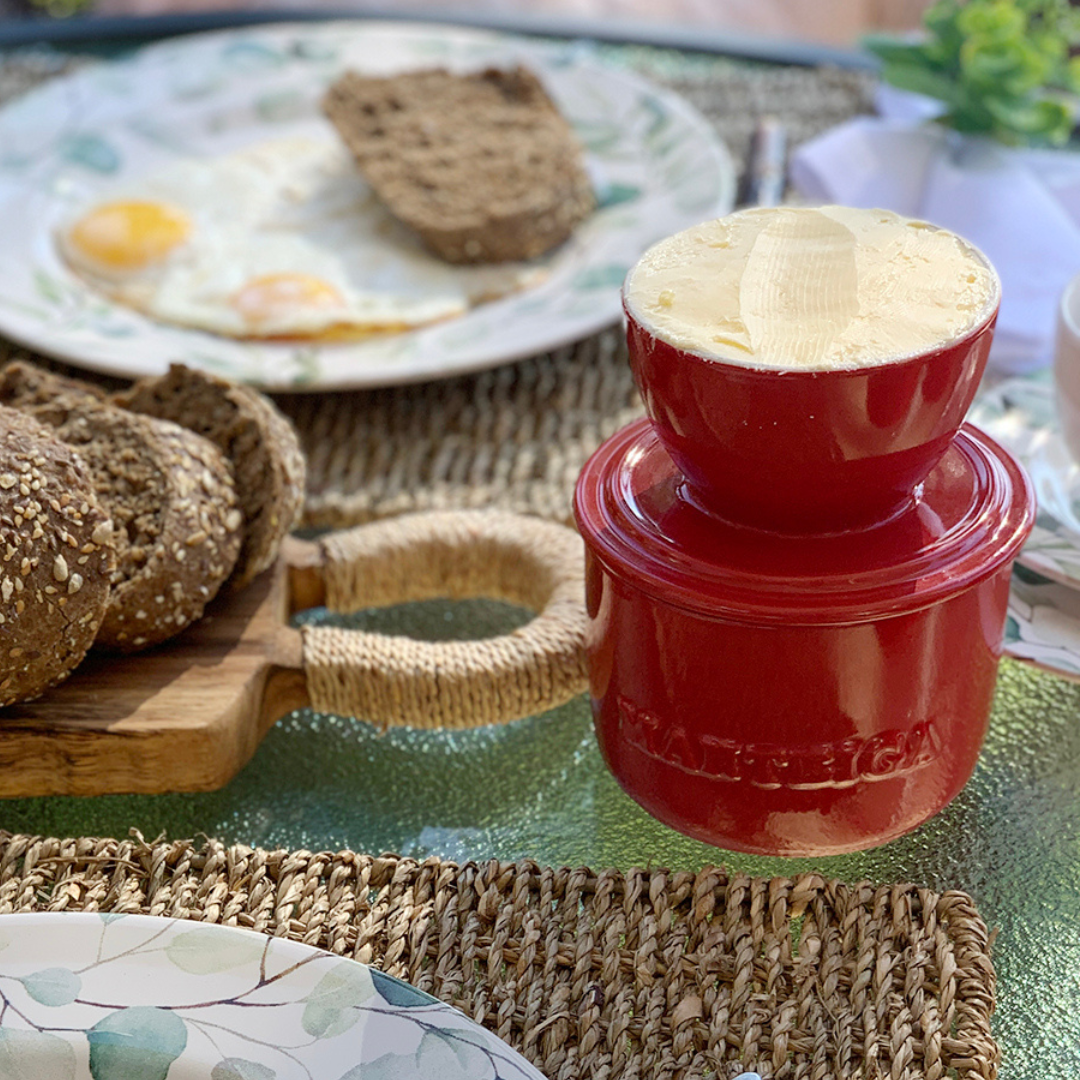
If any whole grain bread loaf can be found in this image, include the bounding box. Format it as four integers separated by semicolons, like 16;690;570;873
0;406;115;705
114;363;306;591
19;393;243;652
0;360;107;409
321;65;595;264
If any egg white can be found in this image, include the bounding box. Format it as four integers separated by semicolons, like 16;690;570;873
56;136;547;340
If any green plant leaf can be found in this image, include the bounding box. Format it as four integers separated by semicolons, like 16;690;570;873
956;0;1026;41
878;60;968;108
20;966;82;1007
164;926;265;974
87;1007;187;1080
986;93;1074;141
301;962;375;1039
867;0;1080;145
862;34;936;66
211;1058;276;1080
0;1029;77;1080
370;968;439;1007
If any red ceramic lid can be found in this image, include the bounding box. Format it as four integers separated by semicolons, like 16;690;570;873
574;418;1034;625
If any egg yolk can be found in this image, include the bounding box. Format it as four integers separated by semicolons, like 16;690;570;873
68;200;191;273
231;273;345;326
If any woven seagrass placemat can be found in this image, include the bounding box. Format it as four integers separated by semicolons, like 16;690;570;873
0;48;876;528
0;832;998;1080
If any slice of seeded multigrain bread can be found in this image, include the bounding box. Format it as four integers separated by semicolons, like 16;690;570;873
114;364;306;591
20;393;243;653
0;406;115;706
321;65;595;264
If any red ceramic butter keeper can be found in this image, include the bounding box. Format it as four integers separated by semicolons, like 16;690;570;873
574;418;1034;856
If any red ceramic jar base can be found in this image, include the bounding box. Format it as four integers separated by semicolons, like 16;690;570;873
575;418;1034;857
586;563;1007;857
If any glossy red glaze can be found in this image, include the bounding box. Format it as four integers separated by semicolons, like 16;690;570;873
574;419;1034;856
625;299;998;533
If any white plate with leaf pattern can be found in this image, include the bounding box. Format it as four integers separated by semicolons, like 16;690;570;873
969;376;1080;589
1005;564;1080;680
0;21;735;391
0;911;543;1079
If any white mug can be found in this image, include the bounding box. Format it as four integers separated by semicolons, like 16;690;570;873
1053;270;1080;462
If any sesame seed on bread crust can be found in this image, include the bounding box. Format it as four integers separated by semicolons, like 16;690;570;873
114;363;306;591
0;406;115;706
19;394;243;653
321;65;595;264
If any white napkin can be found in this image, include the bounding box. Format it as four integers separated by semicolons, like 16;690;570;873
790;87;1080;375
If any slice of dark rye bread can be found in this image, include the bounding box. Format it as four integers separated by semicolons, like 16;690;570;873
114;364;306;591
0;407;115;705
9;391;243;653
321;65;595;264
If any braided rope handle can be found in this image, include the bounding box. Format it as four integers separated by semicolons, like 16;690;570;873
301;510;589;729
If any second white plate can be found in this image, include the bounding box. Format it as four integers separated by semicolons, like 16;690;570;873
0;911;544;1079
969;377;1080;589
0;21;736;391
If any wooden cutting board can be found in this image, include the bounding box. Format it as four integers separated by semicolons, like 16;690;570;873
0;536;325;798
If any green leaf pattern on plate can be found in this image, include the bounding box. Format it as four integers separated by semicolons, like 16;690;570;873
87;1007;187;1080
0;914;540;1080
165;926;266;974
211;1059;277;1080
19;969;80;1008
301;962;375;1039
355;1030;498;1080
0;1028;76;1080
56;134;119;175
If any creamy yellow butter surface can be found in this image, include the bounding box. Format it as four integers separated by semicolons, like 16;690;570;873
624;206;999;370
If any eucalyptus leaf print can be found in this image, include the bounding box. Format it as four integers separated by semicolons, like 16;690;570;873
348;1030;497;1080
33;270;63;306
56;134;119;175
370;969;439;1008
0;1028;76;1080
595;182;641;210
254;90;308;123
164;926;266;975
87;1007;187;1080
221;40;285;71
572;265;628;291
211;1058;276;1080
19;968;80;1007
301;962;375;1039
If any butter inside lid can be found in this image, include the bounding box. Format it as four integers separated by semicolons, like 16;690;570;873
623;206;999;371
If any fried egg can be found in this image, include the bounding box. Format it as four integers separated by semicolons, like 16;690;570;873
57;137;546;340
